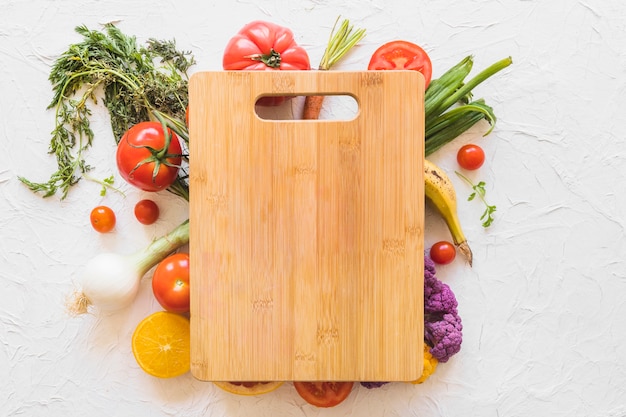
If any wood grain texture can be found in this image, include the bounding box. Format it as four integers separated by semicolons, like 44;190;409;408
188;70;425;382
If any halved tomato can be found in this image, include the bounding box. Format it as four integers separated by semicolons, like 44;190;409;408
368;40;432;87
293;381;354;408
213;381;283;396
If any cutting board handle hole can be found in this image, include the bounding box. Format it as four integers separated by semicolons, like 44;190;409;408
255;94;359;121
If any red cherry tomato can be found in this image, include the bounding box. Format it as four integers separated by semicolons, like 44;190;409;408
293;381;354;408
430;241;456;265
90;206;116;233
134;199;160;225
116;121;182;192
457;144;485;170
152;253;190;313
368;40;432;87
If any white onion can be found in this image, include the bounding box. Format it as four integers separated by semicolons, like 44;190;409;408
81;253;141;311
68;220;189;315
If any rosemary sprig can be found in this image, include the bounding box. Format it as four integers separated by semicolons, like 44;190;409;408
456;171;497;228
19;24;194;200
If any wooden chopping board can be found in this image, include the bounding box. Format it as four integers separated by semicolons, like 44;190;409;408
188;70;424;382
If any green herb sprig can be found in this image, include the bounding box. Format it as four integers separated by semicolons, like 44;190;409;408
19;24;194;200
82;174;124;197
456;171;496;228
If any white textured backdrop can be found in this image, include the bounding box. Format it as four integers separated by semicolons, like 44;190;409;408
2;0;626;416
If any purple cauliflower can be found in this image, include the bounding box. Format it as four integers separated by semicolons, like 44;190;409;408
423;255;463;363
358;257;462;389
360;381;389;389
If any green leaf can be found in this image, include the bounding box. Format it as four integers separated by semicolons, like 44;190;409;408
456;171;497;228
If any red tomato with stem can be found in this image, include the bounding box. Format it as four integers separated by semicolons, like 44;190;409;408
430;241;456;265
222;20;310;106
368;40;433;87
293;381;354;408
134;199;160;225
152;253;190;313
116;121;182;192
90;205;116;233
457;144;485;170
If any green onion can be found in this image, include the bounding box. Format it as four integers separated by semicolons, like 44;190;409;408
424;56;512;156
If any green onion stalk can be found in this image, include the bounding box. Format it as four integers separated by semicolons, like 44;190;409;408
424;56;513;156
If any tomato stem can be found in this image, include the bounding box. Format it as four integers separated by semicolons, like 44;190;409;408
154;112;173;160
249;48;282;68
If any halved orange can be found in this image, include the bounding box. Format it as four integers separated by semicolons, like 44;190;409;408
213;381;284;396
131;311;190;378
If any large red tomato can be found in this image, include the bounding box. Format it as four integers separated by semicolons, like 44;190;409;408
293;381;354;408
222;20;310;106
116;121;182;192
152;253;190;313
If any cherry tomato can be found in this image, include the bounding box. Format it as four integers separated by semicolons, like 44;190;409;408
293;381;354;408
368;40;432;87
222;21;310;106
89;205;116;233
429;241;456;265
152;253;190;313
457;144;485;170
116;121;182;192
134;199;160;225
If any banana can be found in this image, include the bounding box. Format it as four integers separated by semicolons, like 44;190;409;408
424;159;473;266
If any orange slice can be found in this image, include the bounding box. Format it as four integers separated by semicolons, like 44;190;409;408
131;311;190;378
213;381;284;396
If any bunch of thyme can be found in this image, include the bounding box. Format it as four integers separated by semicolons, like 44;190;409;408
19;24;194;200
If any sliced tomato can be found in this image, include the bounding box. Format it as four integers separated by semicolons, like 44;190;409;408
368;40;432;87
293;381;354;408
